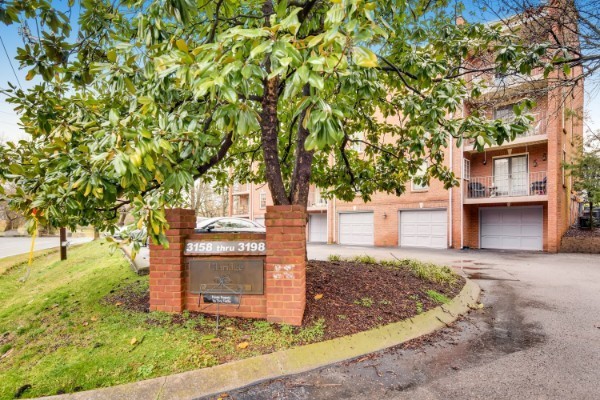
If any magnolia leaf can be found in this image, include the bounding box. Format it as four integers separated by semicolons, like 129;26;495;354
352;46;378;68
314;293;324;300
107;49;117;62
130;337;138;345
175;39;188;52
237;342;249;349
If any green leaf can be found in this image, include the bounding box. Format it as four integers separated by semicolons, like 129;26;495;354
175;39;188;52
352;46;378;68
308;72;324;90
250;40;273;59
107;49;117;63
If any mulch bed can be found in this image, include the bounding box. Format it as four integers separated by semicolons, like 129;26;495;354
103;261;465;341
304;260;464;339
563;227;600;238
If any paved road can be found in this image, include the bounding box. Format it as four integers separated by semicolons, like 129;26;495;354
0;236;92;258
208;245;600;400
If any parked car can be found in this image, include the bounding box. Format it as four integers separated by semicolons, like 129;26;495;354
195;217;266;233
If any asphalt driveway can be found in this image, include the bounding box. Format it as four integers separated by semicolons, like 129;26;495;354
213;245;600;400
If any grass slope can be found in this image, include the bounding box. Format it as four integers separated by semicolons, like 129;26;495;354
0;241;324;399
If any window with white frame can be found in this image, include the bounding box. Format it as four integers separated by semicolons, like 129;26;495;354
259;192;266;209
411;161;429;191
463;158;471;181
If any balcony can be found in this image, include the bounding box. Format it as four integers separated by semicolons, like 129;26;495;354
464;171;548;204
464;111;547;152
474;72;546;99
308;190;328;210
232;182;250;194
232;203;249;216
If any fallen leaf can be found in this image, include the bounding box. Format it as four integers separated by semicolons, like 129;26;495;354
210;338;222;343
115;302;123;306
225;327;234;331
130;337;138;345
82;321;89;326
314;293;324;300
237;341;249;349
218;394;229;399
91;316;98;322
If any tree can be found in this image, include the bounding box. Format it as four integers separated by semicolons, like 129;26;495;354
568;149;600;228
475;0;596;92
0;183;24;231
188;180;228;218
0;0;547;248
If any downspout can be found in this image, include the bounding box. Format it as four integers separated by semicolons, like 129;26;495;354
449;114;454;248
250;184;254;221
333;196;337;244
460;108;465;250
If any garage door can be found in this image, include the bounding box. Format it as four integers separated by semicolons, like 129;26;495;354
399;210;448;249
309;214;327;243
480;207;543;250
339;212;374;246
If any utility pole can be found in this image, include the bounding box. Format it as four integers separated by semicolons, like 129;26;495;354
60;228;67;260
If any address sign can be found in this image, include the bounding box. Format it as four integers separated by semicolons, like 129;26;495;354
184;240;266;255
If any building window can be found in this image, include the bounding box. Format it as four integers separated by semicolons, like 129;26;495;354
411;161;429;191
259;192;266;209
463;158;471;181
494;104;515;122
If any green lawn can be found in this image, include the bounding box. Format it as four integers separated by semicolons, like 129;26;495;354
0;241;323;399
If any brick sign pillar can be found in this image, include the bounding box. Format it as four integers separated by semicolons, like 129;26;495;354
265;205;307;326
149;208;195;312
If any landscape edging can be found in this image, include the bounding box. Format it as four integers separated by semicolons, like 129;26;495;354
43;278;481;400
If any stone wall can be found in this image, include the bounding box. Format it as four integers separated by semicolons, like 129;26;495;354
560;236;600;254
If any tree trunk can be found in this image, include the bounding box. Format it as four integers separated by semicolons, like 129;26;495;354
289;85;314;207
260;78;290;205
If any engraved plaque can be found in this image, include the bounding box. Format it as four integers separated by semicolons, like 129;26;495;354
189;259;264;295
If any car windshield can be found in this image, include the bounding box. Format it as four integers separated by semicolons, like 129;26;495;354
196;218;221;229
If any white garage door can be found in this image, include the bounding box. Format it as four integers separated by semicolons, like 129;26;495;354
339;212;374;246
309;214;327;243
480;207;543;251
399;210;448;249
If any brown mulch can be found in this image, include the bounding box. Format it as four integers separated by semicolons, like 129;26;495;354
563;227;600;238
304;260;464;340
102;261;464;341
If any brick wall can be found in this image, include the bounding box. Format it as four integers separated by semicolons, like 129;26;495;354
149;207;307;326
149;208;195;313
265;205;306;326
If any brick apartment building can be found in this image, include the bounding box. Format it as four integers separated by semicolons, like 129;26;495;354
227;14;584;253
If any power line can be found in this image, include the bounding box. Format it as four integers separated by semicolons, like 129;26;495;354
0;33;23;90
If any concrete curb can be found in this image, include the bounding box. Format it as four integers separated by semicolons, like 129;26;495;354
43;279;480;400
